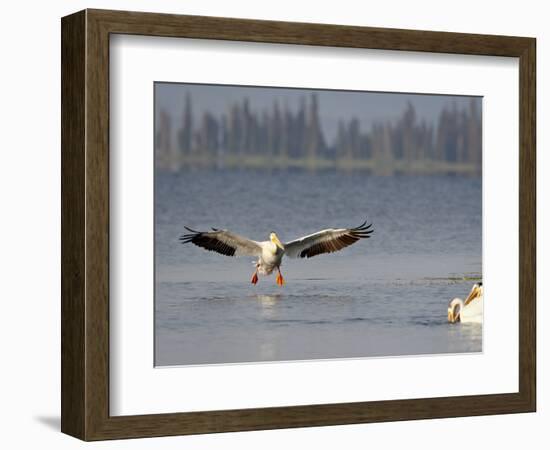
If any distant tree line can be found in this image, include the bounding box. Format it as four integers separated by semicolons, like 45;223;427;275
155;93;481;175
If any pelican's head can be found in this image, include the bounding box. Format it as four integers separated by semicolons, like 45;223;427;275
447;298;463;323
269;232;285;250
464;282;483;305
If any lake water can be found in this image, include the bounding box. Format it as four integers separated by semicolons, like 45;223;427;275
155;170;482;366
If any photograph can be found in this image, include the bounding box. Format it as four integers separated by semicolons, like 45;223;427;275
154;82;483;367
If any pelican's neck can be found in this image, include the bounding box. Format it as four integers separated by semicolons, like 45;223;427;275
448;298;464;323
450;298;464;311
451;298;464;306
270;234;284;252
269;240;278;255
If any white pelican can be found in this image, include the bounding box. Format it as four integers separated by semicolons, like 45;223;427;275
447;282;483;323
179;220;373;286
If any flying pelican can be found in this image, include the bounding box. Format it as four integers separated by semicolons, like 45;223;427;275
447;282;483;323
179;220;373;285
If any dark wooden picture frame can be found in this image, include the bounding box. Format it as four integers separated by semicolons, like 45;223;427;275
61;9;536;441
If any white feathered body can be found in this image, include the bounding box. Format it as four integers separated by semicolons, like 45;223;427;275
257;241;284;275
459;294;483;323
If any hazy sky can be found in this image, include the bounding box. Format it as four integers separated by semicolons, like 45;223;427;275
155;82;480;140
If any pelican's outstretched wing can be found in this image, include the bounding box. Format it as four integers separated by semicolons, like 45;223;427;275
284;220;373;259
179;227;263;257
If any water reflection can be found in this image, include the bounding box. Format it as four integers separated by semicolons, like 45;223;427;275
254;294;282;319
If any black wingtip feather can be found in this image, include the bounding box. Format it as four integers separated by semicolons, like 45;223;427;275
351;219;373;238
354;220;372;232
179;228;238;257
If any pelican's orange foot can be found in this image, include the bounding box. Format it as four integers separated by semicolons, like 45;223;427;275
251;272;259;285
276;272;285;286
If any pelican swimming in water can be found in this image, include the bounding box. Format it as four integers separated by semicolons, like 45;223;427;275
447;282;483;323
179;220;373;285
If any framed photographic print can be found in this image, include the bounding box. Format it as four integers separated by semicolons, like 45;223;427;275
61;9;536;441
